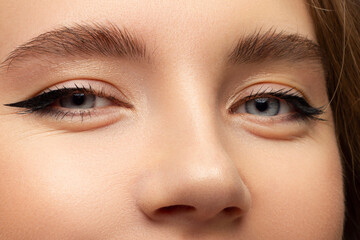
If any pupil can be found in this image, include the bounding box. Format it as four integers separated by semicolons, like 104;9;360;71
72;93;86;106
255;98;269;112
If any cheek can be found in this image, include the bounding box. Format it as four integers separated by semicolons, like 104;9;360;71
234;132;344;239
0;129;143;239
0;120;345;239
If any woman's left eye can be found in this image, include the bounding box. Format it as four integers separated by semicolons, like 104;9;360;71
229;90;324;121
235;97;292;116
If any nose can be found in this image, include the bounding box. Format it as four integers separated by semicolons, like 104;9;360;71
136;128;252;225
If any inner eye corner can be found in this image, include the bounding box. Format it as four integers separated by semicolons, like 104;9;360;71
228;102;241;114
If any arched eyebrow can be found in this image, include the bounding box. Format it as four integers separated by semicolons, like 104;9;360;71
228;28;324;66
0;22;148;70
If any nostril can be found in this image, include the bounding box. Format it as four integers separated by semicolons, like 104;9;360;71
222;206;242;216
154;205;243;222
156;205;196;215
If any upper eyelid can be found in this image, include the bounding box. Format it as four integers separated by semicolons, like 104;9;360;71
228;88;304;108
40;80;133;102
242;91;302;102
228;90;317;111
247;87;303;99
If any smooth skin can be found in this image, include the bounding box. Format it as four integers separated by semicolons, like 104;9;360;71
0;0;344;239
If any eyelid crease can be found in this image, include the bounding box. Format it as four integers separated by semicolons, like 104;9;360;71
243;87;302;101
228;87;300;107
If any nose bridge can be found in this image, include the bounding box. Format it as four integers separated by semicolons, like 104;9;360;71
136;74;252;224
156;66;221;147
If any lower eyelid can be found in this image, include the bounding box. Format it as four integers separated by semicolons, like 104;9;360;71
229;115;311;140
27;105;132;131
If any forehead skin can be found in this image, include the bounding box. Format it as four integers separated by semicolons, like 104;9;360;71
0;0;315;63
0;0;344;240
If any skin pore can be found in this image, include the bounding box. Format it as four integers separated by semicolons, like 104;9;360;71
0;0;344;239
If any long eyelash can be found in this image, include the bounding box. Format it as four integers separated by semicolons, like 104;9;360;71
3;84;131;114
230;87;325;121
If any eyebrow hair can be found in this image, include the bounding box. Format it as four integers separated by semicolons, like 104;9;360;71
1;25;324;72
228;28;325;66
0;23;147;70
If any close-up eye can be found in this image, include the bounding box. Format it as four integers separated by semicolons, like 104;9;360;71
4;82;134;124
229;88;324;121
236;97;291;116
58;92;111;109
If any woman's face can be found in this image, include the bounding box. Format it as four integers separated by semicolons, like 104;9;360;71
0;0;344;239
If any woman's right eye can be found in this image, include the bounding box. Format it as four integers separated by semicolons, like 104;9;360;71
58;93;112;109
3;82;134;126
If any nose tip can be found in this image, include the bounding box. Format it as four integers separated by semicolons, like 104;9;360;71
152;183;249;222
136;163;251;224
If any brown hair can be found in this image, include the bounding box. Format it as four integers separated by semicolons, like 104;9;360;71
307;0;360;239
